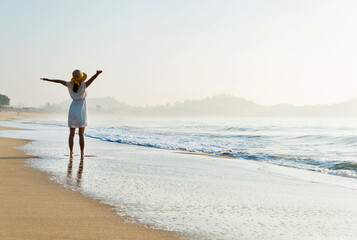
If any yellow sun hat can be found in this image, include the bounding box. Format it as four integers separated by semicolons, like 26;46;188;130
70;69;87;89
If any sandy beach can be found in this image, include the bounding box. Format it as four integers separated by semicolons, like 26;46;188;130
0;118;183;239
0;109;43;121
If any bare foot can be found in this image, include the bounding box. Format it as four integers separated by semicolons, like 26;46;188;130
70;152;74;159
80;153;84;159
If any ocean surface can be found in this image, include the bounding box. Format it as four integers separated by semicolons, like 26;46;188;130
22;117;357;178
1;117;357;240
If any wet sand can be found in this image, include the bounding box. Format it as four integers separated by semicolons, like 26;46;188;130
0;125;184;240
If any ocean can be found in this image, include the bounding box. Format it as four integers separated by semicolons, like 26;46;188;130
1;117;357;240
23;116;357;178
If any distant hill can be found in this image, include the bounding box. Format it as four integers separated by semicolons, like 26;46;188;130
52;94;357;117
142;94;266;116
141;94;357;117
58;97;134;112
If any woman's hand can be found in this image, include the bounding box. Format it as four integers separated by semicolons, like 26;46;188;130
86;70;103;88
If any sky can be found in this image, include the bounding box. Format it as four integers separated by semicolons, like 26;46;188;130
1;0;357;107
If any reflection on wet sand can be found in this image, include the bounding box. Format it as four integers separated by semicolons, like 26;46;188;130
67;157;84;187
67;158;73;178
77;157;84;186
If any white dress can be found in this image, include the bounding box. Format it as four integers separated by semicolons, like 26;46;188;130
66;82;88;128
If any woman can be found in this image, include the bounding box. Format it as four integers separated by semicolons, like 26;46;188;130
41;69;103;159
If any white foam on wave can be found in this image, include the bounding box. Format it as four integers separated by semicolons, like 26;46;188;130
84;125;357;178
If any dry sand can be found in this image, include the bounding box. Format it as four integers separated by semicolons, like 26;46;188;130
0;109;42;121
0;125;184;239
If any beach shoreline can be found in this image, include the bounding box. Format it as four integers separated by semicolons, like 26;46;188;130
0;124;184;239
2;113;357;239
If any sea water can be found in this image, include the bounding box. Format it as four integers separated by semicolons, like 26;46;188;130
19;117;357;178
1;117;357;240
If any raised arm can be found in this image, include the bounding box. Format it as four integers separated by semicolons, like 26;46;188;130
41;78;67;87
86;70;103;88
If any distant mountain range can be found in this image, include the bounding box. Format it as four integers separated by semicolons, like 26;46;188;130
58;97;134;112
50;95;357;117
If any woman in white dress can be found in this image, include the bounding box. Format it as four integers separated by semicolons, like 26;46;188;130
41;69;103;158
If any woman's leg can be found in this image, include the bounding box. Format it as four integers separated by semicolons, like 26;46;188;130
69;128;76;157
79;127;86;158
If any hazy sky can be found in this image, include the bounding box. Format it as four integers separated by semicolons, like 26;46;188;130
1;0;357;107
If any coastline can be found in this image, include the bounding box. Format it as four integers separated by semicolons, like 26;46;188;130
1;113;357;239
0;125;184;239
